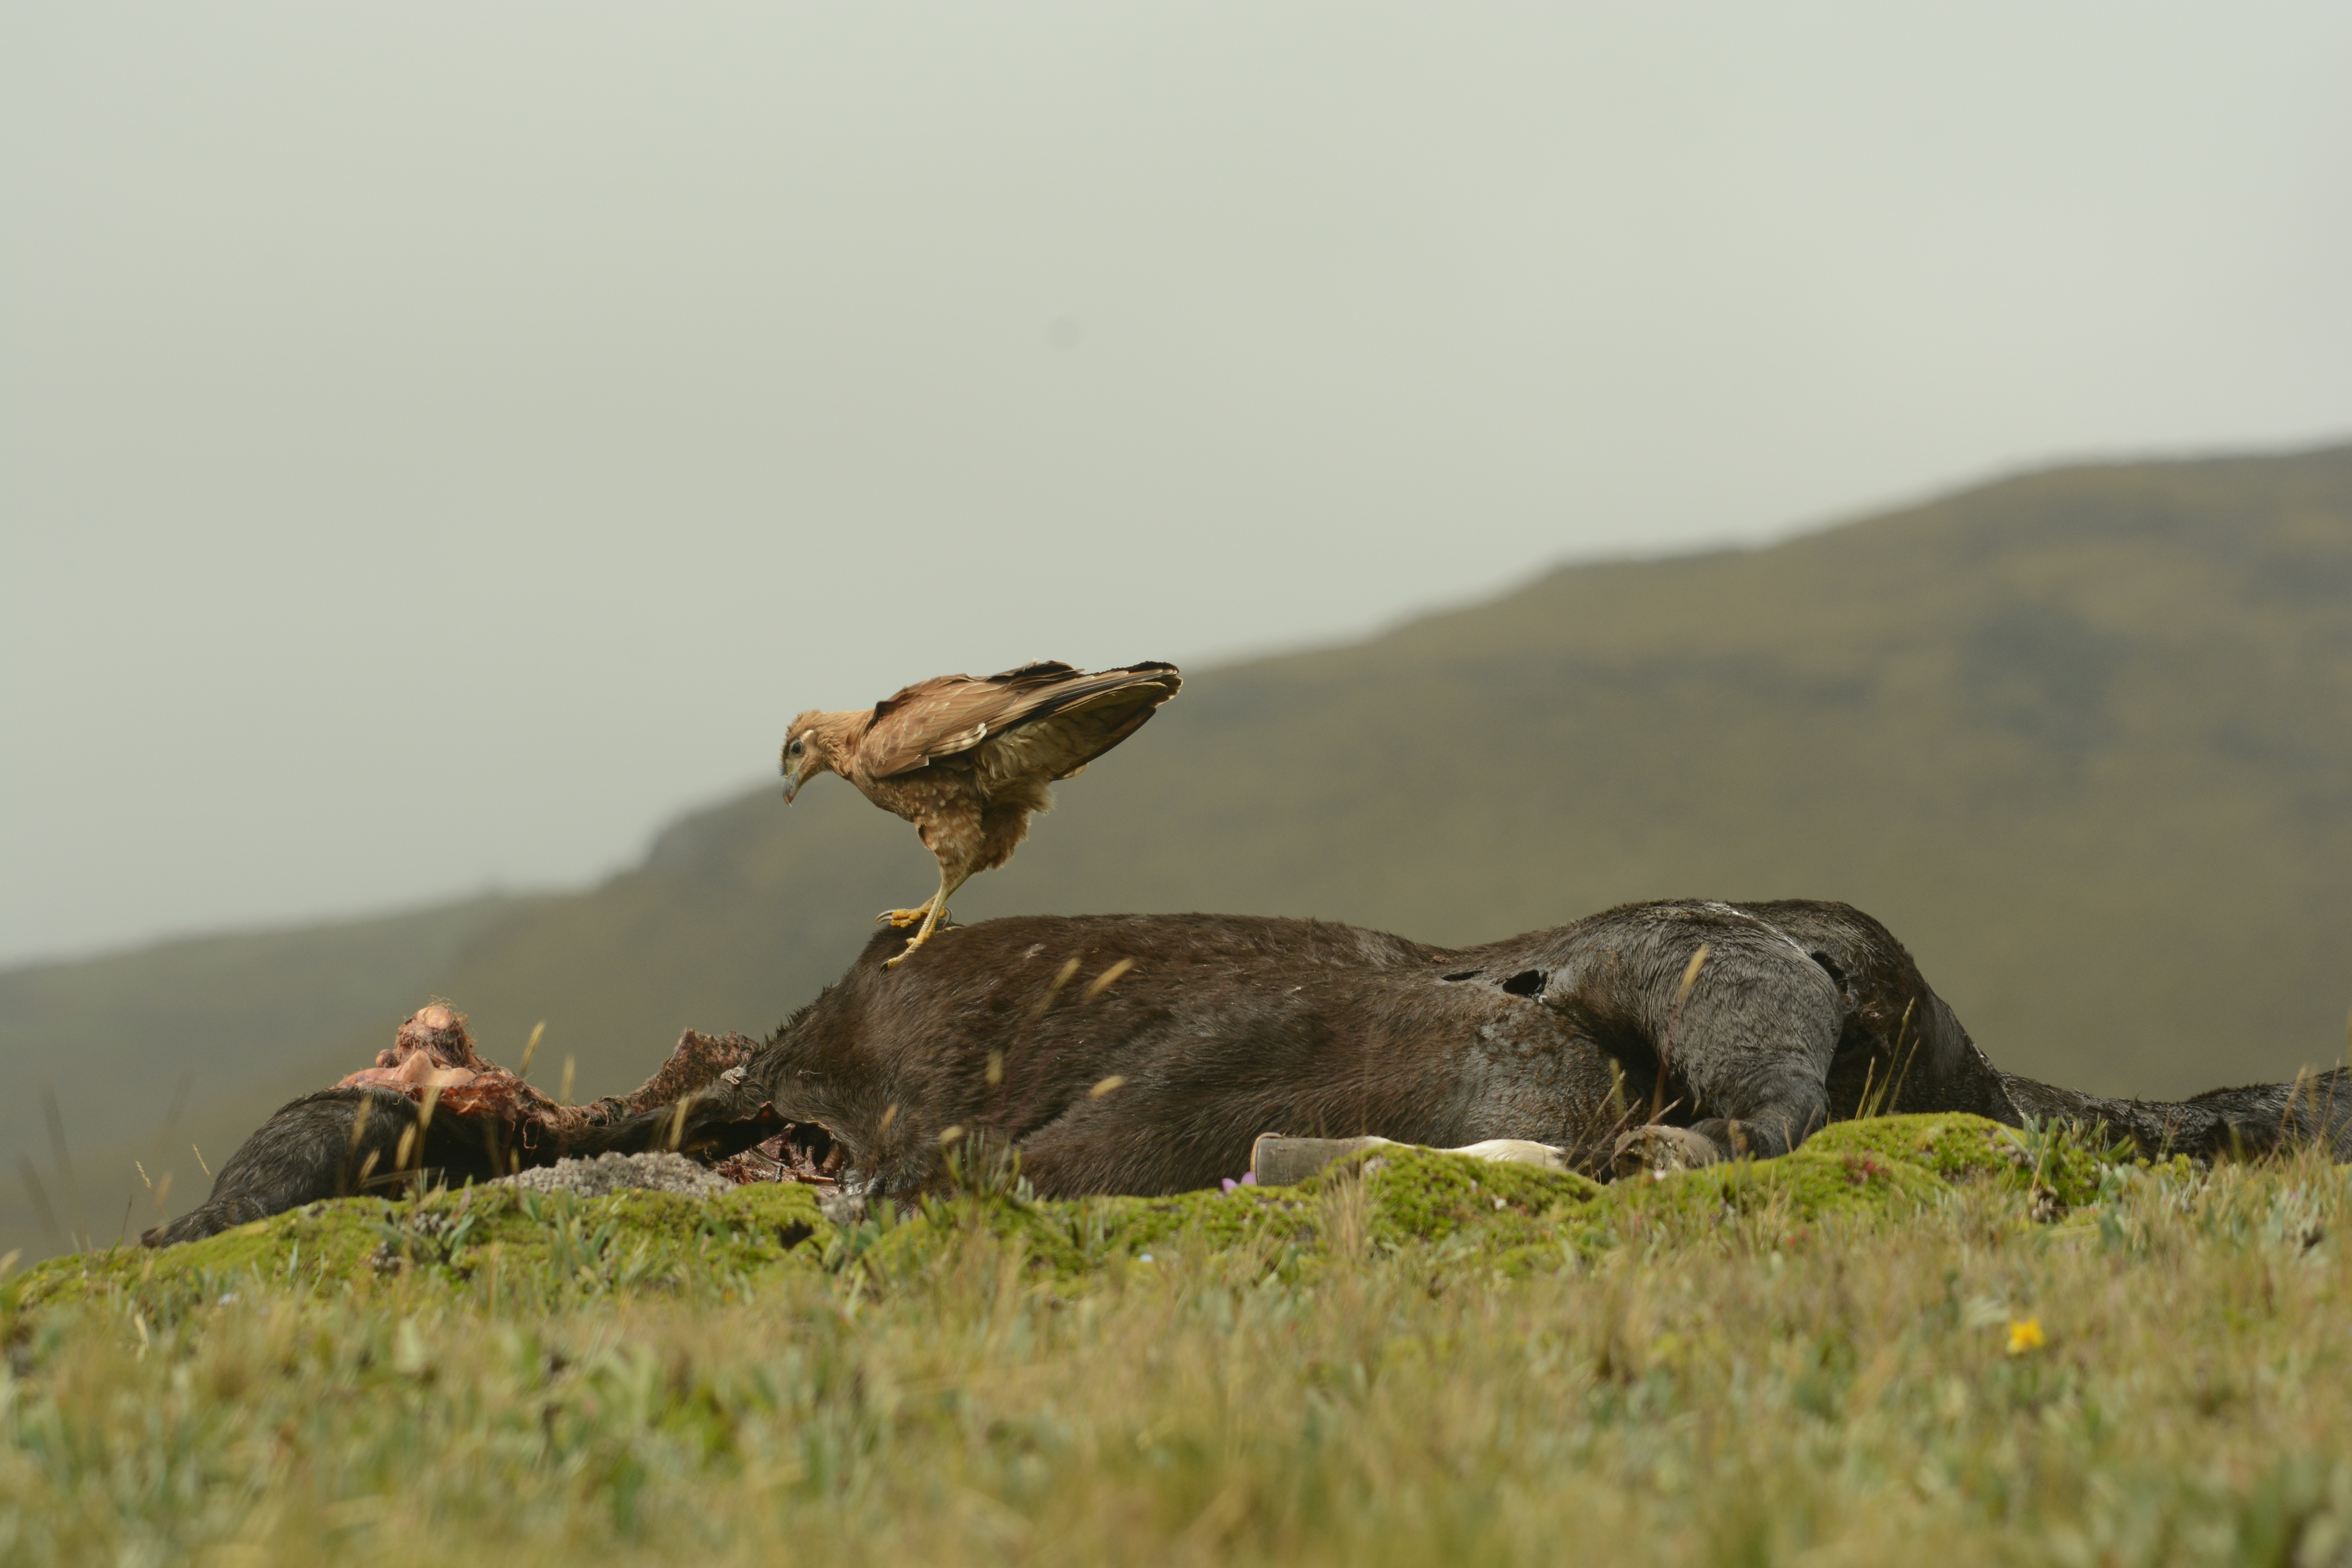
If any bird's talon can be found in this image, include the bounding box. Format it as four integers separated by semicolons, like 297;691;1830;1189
876;907;931;929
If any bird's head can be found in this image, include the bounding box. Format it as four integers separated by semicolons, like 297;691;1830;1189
779;713;837;804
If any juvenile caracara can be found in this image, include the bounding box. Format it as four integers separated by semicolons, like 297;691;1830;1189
780;661;1181;964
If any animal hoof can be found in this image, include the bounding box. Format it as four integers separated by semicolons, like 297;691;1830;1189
1611;1124;1721;1180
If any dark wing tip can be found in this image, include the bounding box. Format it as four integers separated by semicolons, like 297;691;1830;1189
985;659;1177;686
985;660;1082;684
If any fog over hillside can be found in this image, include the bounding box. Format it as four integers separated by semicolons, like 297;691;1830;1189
5;443;2348;1259
6;4;2349;965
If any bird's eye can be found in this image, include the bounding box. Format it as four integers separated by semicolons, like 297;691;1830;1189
788;740;803;756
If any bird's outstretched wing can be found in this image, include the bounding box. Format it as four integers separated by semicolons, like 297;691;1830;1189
860;662;1181;779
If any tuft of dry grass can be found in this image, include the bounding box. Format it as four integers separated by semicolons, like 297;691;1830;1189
2;1150;2349;1567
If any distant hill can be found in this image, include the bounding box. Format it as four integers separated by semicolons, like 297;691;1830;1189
7;441;2349;1259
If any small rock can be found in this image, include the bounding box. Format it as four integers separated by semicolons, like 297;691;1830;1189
817;1186;869;1226
496;1152;730;1200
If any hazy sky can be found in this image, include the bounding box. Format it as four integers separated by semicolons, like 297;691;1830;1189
3;4;2348;965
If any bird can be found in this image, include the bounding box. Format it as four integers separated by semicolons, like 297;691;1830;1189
780;661;1182;965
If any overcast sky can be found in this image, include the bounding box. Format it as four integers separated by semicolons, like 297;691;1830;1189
2;3;2348;965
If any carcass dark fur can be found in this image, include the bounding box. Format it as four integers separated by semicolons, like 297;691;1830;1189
735;900;2352;1196
144;1035;779;1249
148;899;2351;1244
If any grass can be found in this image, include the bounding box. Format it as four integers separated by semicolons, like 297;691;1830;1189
1;1116;2348;1566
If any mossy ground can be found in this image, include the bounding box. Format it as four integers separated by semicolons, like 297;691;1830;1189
14;1180;829;1315
8;1114;2166;1310
5;1114;2345;1567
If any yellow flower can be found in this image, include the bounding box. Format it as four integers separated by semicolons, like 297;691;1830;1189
2006;1317;2046;1355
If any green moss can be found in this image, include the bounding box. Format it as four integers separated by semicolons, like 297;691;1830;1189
16;1196;403;1312
1806;1113;2023;1183
13;1180;828;1312
1084;1183;1329;1256
855;1181;1330;1282
1594;1146;1945;1230
1809;1111;2160;1209
5;1114;2167;1312
1357;1146;1602;1251
854;1150;1606;1284
1337;1135;1955;1276
900;1148;1611;1281
1348;1129;1971;1270
450;1181;829;1293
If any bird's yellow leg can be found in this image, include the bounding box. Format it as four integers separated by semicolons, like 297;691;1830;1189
876;897;935;929
885;869;970;968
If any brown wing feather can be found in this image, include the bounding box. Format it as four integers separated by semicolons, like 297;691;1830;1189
859;663;1180;779
974;683;1174;786
858;675;1001;774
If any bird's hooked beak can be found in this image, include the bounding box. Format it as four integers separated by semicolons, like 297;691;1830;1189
780;742;810;804
780;755;804;804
